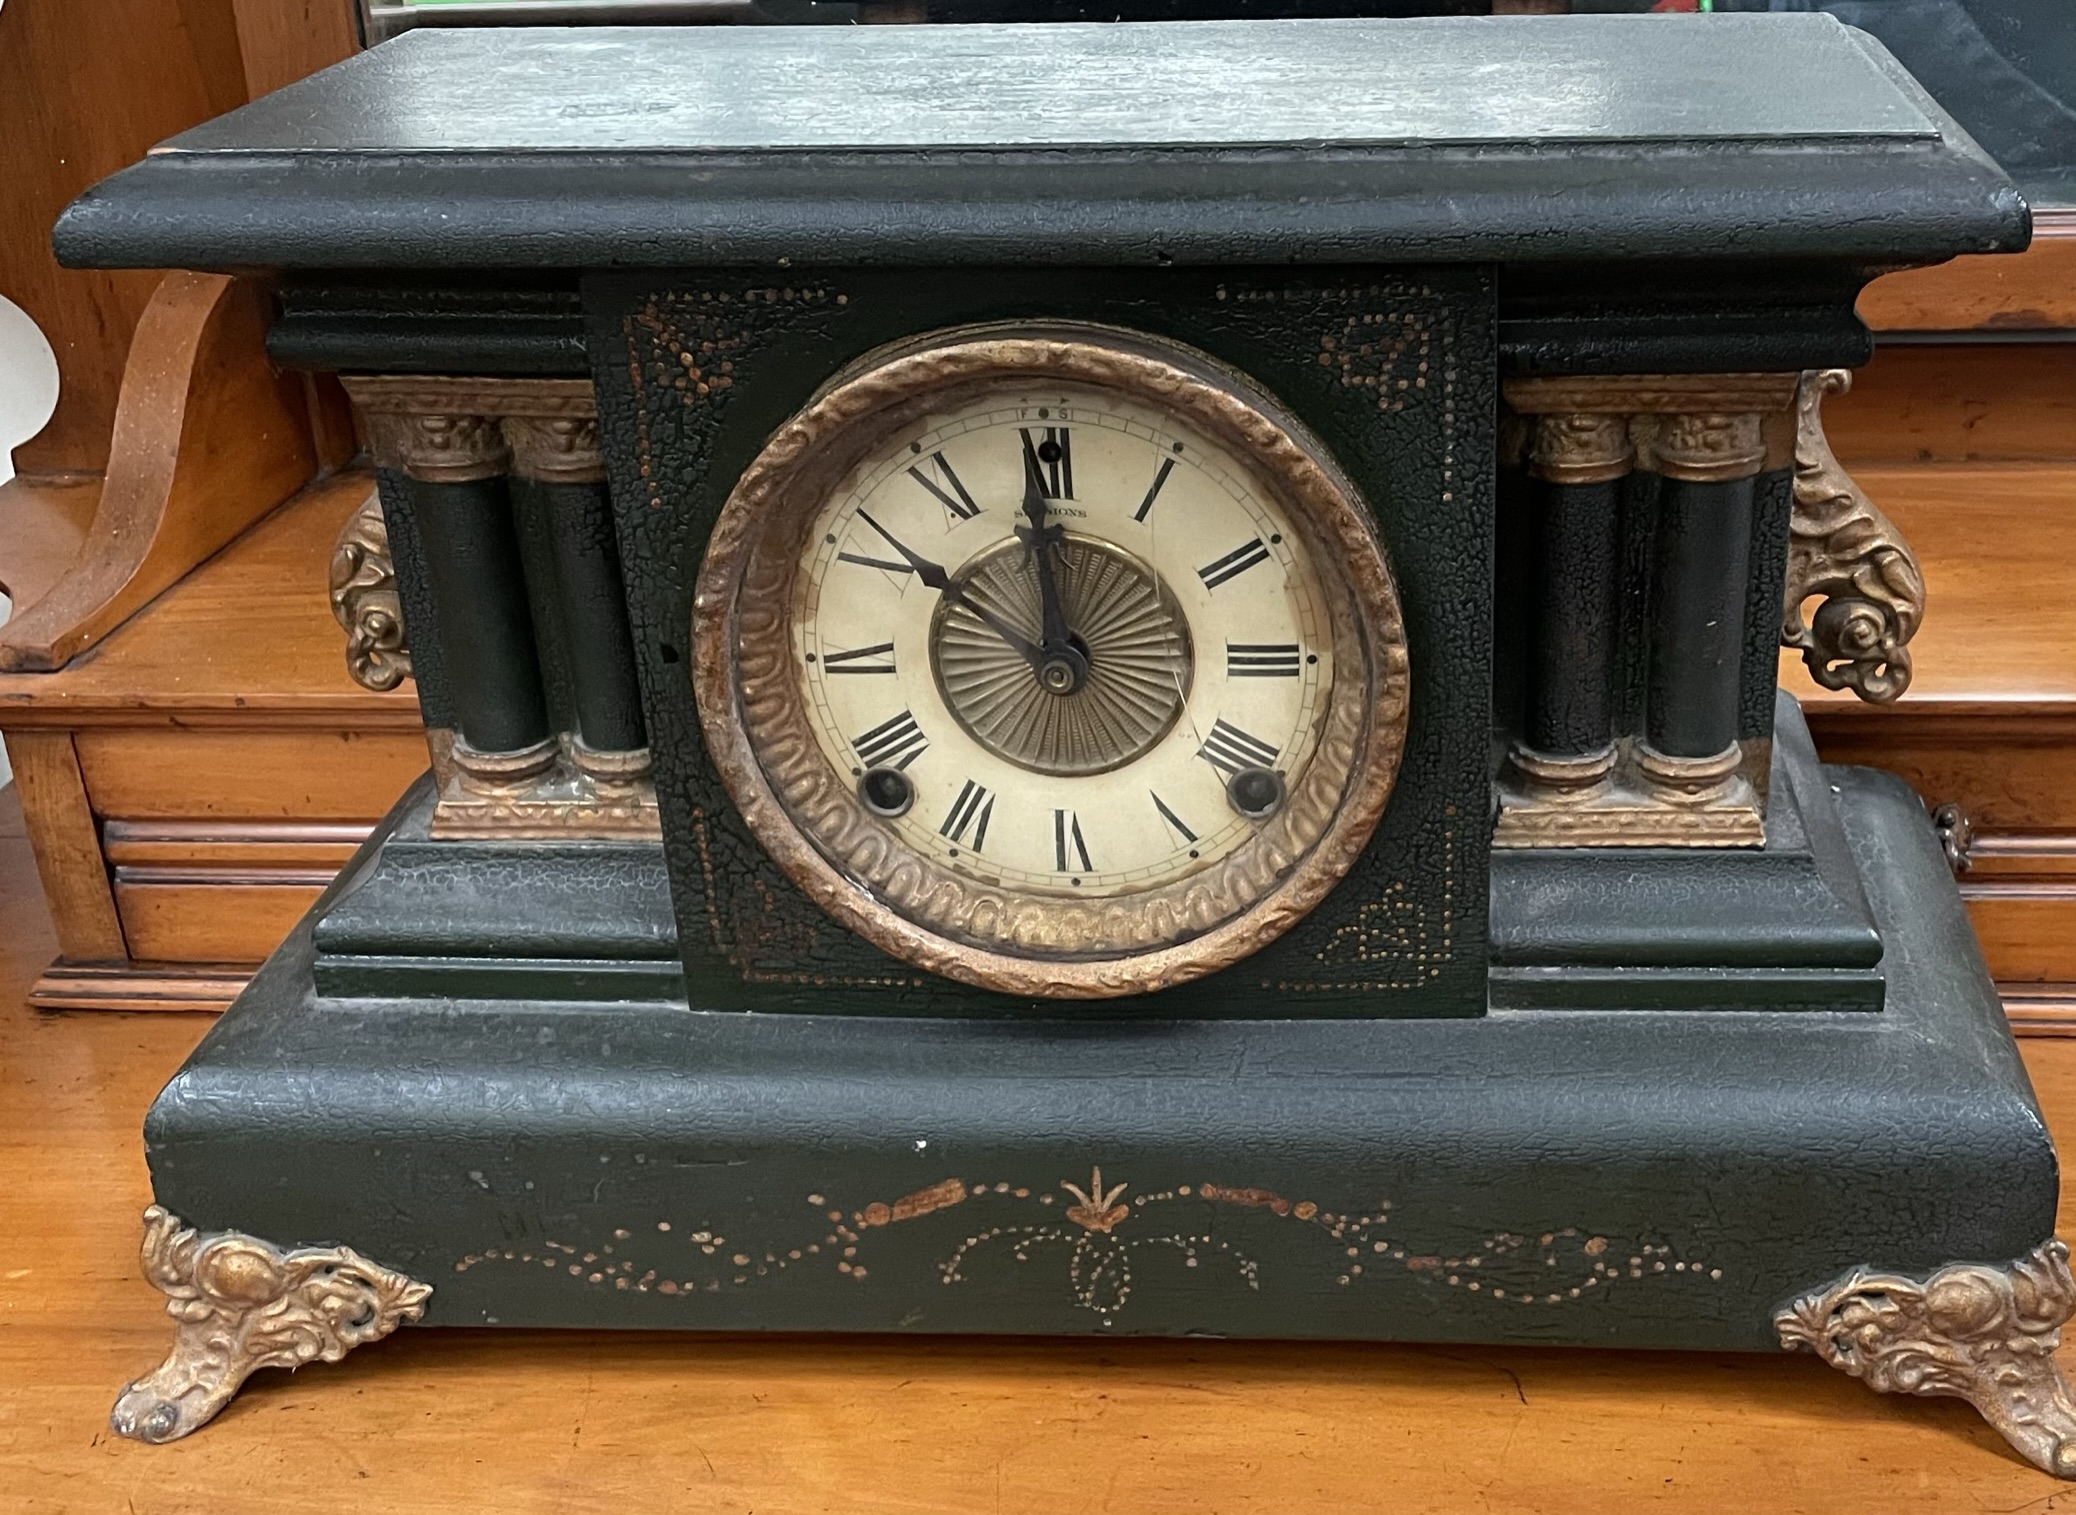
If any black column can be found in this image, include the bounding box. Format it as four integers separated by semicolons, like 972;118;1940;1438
1512;412;1631;794
1527;475;1624;756
1636;411;1766;802
409;472;554;758
1644;475;1754;760
542;478;648;755
504;413;650;783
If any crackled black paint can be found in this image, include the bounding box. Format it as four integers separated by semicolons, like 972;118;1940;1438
585;266;1495;1017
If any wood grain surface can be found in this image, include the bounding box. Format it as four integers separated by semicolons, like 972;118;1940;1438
1857;211;2076;332
1785;461;2076;711
2;730;126;963
1825;345;2076;465
3;784;2075;1513
1784;461;2076;998
0;0;246;476
0;272;320;673
0;470;422;730
0;475;100;615
227;0;358;101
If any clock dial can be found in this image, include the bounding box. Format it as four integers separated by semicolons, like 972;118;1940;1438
794;384;1333;897
693;327;1409;998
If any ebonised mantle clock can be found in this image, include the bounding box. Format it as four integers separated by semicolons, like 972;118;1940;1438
54;13;2076;1475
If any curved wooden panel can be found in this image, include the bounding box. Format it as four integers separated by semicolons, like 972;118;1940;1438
0;271;317;672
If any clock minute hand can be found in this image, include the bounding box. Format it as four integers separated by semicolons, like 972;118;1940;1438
1018;449;1074;656
854;510;1048;673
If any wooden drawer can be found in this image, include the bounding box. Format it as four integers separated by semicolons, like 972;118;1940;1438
1826;345;2076;466
75;728;424;821
1801;718;2076;835
113;873;330;965
103;819;375;965
1964;891;2076;985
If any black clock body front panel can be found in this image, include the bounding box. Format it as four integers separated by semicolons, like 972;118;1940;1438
586;266;1495;1017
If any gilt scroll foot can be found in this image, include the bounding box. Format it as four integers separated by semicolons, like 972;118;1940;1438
1777;1240;2076;1477
111;1205;431;1444
1782;368;1925;702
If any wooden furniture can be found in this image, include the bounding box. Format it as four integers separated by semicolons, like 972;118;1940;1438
0;272;422;1011
0;468;424;1009
0;0;397;1011
1798;209;2076;1032
5;780;2076;1509
0;0;356;481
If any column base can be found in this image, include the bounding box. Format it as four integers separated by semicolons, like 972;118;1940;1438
428;728;661;840
1494;735;1765;848
1507;742;1618;801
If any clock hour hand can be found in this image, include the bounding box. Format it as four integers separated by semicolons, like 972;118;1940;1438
854;510;1048;673
1014;449;1089;695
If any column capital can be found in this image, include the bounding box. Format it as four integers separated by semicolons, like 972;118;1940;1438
1650;412;1767;483
504;414;607;485
1528;412;1634;486
358;410;509;483
341;375;600;483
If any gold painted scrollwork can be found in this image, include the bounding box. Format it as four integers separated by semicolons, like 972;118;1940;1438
328;489;412;692
1778;1240;2076;1477
110;1205;432;1444
1782;369;1924;703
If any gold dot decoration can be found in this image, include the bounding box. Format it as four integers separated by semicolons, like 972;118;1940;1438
451;1161;1721;1324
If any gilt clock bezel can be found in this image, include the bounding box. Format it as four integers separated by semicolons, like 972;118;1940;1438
691;325;1410;999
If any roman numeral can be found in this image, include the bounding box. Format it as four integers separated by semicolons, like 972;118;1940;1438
1054;809;1091;873
852;710;929;770
1226;642;1301;678
1198;719;1280;777
1020;427;1074;500
938;780;995;851
1197;537;1271;590
823;642;896;675
1151;791;1198;845
908;451;981;521
1133;458;1176;522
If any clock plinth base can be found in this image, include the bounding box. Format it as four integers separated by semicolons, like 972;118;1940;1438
132;763;2052;1463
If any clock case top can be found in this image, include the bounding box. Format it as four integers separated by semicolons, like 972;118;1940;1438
58;15;2023;284
52;13;2026;382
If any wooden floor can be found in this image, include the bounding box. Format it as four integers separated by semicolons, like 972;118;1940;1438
5;784;2076;1513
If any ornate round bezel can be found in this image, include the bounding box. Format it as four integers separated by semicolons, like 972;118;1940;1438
692;326;1410;999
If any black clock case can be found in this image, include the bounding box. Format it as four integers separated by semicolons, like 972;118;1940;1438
50;14;2054;1365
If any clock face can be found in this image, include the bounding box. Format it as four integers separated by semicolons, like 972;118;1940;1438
796;385;1332;897
693;327;1409;998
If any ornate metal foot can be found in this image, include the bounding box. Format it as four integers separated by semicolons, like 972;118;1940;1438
111;1205;431;1443
1777;1240;2076;1477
